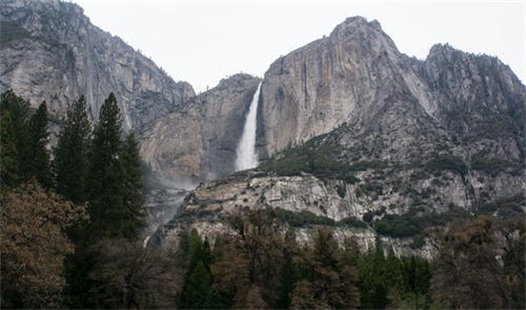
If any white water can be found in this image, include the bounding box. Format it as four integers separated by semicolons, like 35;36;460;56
235;82;262;171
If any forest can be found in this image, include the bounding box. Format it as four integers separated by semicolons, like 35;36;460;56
0;90;524;309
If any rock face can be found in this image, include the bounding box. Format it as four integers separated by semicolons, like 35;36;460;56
251;16;525;212
140;74;261;183
0;0;263;184
2;1;524;251
163;17;525;250
160;170;436;257
258;17;525;163
0;0;194;132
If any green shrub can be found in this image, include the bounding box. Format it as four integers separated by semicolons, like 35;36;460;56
470;156;522;176
374;208;470;238
337;216;368;228
362;211;374;222
273;208;334;227
425;155;467;176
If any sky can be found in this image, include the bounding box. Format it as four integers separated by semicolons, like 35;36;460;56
72;0;526;93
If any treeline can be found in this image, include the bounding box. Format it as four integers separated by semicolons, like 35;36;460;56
0;90;147;308
171;210;524;309
1;90;524;309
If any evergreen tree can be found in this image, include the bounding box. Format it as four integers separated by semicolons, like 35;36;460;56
291;228;360;309
0;90;31;183
0;110;19;191
28;101;52;189
86;93;125;242
358;238;389;309
119;132;146;239
53;95;91;204
180;260;213;309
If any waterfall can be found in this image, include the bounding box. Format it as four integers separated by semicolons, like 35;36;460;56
235;82;262;171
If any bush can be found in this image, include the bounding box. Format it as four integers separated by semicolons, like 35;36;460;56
273;208;334;227
337;217;368;228
373;208;471;238
362;212;374;223
470;156;522;176
259;138;380;184
425;155;467;176
478;194;525;218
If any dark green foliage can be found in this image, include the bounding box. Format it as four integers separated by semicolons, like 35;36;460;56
470;155;522;176
181;260;213;309
291;228;361;309
28;102;52;188
273;207;335;227
356;239;433;309
357;239;390;309
0;90;32;183
373;208;470;238
0;110;19;190
0;91;52;188
362;211;374;222
338;216;368;228
178;231;216;309
119;132;147;239
374;214;422;238
53;95;91;204
86;93;126;241
478;193;525;218
259;137;363;184
403;256;431;298
425;154;467;175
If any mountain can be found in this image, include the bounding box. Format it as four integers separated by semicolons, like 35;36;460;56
258;17;524;162
0;0;262;183
0;0;194;132
140;73;261;183
160;17;525;249
1;1;524;250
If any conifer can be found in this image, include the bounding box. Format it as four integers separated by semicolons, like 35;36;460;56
28;101;52;188
53;95;91;204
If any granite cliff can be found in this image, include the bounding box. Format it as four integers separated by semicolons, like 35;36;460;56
1;1;524;250
0;0;194;132
258;17;524;163
140;74;261;183
160;17;525;249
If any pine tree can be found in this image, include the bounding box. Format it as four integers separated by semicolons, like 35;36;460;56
53;95;91;204
86;93;124;242
0;90;31;183
28;101;52;188
0;110;19;191
119;132;146;239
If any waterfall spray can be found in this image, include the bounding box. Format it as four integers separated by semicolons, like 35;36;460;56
235;82;262;171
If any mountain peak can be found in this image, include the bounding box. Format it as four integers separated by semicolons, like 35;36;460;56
427;43;458;57
330;16;383;37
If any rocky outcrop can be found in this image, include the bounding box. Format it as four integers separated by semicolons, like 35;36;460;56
159;170;438;257
140;74;261;183
158;17;525;251
253;16;525;211
0;0;194;132
258;17;410;158
257;17;525;167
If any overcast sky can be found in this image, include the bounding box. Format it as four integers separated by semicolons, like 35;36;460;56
72;0;525;93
